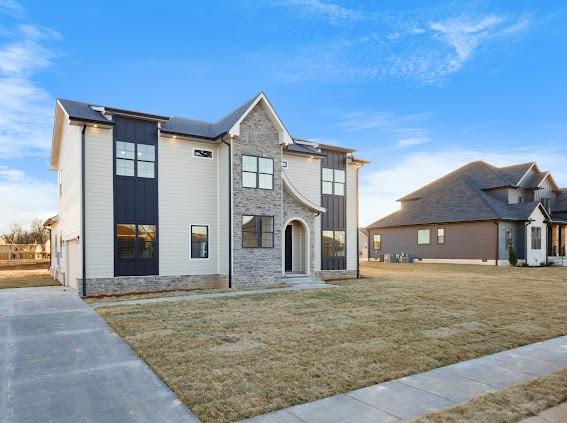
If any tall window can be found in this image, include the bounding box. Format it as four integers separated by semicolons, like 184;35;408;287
242;215;274;248
116;224;156;259
505;229;513;249
242;155;273;189
116;141;155;178
322;168;345;196
373;234;381;250
191;225;209;258
541;198;551;212
437;228;445;244
531;226;542;250
418;229;430;245
322;230;346;257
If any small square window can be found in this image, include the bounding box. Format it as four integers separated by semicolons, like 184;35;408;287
259;173;273;189
322;181;333;195
334;169;345;183
137;161;155;178
116;159;135;176
116;141;135;160
418;229;430;245
242;155;257;172
334;182;344;196
259;158;273;174
242;171;257;188
137;144;155;162
322;168;334;181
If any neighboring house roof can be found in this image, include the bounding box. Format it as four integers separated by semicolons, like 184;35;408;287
285;141;326;157
368;161;550;229
556;189;567;212
499;162;535;185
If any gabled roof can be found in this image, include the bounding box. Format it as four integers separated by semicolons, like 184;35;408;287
57;99;114;125
368;161;551;229
499;162;535;185
557;189;567;212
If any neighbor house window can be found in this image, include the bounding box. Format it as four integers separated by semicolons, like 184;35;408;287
116;224;156;259
322;168;345;196
191;225;209;258
242;215;274;248
518;196;523;203
322;230;346;256
418;229;430;245
437;228;445;244
242;155;273;189
373;234;381;250
542;198;551;212
531;226;542;250
116;141;155;178
505;229;513;249
193;148;213;159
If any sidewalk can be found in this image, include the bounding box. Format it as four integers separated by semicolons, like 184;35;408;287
240;336;567;423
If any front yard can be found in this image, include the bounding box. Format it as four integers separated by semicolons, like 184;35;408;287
97;263;567;422
0;268;58;289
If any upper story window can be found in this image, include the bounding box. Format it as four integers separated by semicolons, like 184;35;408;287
242;215;274;248
372;234;381;251
437;228;445;244
322;168;345;196
191;225;209;258
417;229;430;245
194;148;213;160
322;230;345;257
116;141;155;178
541;198;551;212
531;226;542;250
242;155;273;189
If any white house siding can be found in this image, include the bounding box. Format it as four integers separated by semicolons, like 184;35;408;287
346;162;358;271
283;153;322;271
158;136;218;276
526;207;548;266
84;127;114;278
217;142;230;276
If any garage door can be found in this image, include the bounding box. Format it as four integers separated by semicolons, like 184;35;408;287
67;239;80;290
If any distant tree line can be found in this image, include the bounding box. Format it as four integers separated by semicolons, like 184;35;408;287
1;219;49;245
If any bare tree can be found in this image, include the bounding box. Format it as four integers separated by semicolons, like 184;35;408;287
2;219;49;244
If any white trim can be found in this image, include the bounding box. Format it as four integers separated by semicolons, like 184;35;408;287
282;217;311;276
228;93;293;145
189;224;211;261
193;147;214;160
517;163;538;186
282;171;326;213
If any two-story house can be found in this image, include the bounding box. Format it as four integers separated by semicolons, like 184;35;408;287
45;92;366;296
366;161;567;266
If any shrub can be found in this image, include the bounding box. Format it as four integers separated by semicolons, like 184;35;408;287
508;245;518;267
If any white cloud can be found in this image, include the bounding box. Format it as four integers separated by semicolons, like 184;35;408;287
0;166;56;233
278;0;362;24
0;0;23;18
360;147;567;227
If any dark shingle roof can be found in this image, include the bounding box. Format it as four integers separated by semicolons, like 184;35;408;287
557;189;567;212
58;99;113;125
499;162;534;185
285;142;326;157
368;161;546;229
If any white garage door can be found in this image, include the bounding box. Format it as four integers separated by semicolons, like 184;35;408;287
66;239;80;290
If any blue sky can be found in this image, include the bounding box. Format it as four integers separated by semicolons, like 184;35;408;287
1;0;566;231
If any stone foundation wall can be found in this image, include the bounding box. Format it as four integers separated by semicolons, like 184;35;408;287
79;274;227;297
315;270;358;281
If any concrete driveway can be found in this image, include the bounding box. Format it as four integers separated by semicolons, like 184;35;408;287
0;286;199;423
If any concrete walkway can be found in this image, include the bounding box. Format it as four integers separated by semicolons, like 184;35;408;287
0;286;199;423
240;336;567;423
91;283;334;309
520;402;567;423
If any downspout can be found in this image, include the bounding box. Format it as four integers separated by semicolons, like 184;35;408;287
356;165;360;279
81;125;87;297
221;136;233;289
494;222;499;266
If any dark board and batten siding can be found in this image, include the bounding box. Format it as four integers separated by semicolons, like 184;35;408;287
113;116;159;277
321;149;346;270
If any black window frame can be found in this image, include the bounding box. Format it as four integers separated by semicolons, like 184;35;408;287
373;234;381;251
322;229;346;257
322;167;345;196
242;215;274;248
116;223;156;260
115;141;156;179
193;148;214;160
241;155;274;190
190;225;209;259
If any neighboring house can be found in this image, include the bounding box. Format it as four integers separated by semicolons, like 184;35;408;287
48;92;366;296
366;161;567;266
358;229;368;260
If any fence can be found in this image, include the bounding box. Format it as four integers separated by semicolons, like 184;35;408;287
0;244;50;262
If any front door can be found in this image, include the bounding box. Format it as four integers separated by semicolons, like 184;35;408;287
285;225;292;272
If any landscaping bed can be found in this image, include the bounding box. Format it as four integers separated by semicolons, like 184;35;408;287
98;263;567;422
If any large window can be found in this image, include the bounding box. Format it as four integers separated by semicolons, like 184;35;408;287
116;224;156;259
242;215;274;248
531;226;542;250
373;234;381;250
437;228;445;244
191;225;209;258
417;229;430;245
242;155;273;189
322;168;345;196
116;141;155;178
322;230;346;257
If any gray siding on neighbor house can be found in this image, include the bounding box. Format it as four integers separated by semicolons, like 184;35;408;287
367;221;498;261
498;221;526;261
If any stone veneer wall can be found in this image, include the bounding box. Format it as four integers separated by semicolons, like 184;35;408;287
232;102;284;287
79;274;227;297
315;270;358;281
283;189;316;275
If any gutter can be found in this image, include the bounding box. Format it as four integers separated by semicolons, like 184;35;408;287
356;165;361;278
221;137;233;288
494;222;499;266
81;125;87;297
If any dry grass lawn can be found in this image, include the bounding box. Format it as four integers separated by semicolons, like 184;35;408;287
98;263;567;422
0;268;58;289
415;368;567;423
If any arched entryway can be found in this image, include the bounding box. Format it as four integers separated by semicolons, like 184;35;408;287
283;218;310;275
